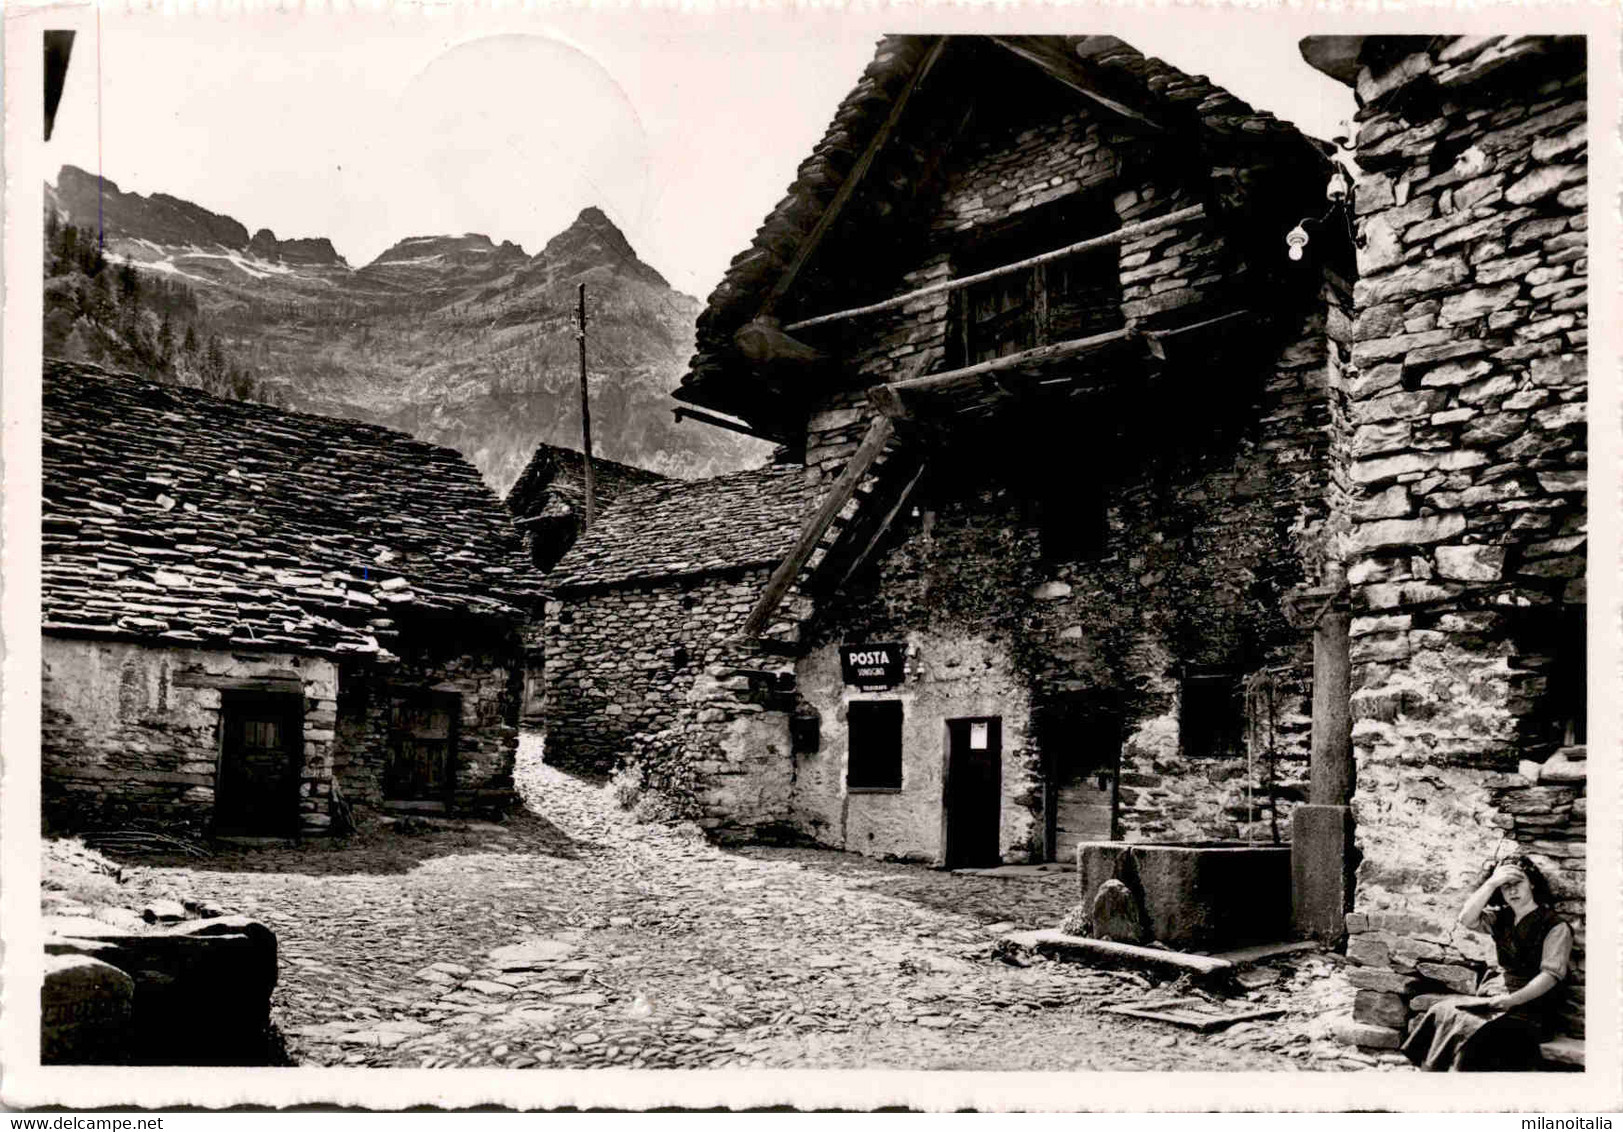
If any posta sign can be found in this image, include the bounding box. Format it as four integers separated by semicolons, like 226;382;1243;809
839;642;906;689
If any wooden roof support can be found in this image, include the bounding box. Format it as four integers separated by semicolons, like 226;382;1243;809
1142;309;1254;360
759;36;951;320
879;326;1136;402
833;458;928;592
672;406;780;443
740;414;895;638
989;38;1167;133
784;204;1204;334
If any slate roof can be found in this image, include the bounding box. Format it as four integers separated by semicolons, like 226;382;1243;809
675;34;1331;428
548;465;825;592
505;443;667;524
42;359;544;657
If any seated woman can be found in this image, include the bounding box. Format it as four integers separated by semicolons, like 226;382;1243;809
1403;857;1573;1071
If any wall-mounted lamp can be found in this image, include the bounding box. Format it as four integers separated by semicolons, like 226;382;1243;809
1286;224;1311;261
1286;164;1357;261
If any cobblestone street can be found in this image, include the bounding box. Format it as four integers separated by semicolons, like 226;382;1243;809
100;735;1390;1073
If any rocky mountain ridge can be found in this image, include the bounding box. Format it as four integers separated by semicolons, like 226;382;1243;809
47;165;770;491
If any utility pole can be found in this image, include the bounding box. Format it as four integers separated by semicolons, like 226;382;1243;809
576;282;597;529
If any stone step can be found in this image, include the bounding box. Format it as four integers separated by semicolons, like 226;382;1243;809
1209;940;1322;968
1003;929;1234;977
1540;1036;1585;1069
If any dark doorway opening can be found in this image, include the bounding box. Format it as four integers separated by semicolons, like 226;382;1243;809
386;690;460;810
1038;696;1122;863
944;716;1002;868
215;691;303;835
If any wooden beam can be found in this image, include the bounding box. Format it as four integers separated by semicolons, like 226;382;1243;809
741;414;895;638
1143;309;1254;360
834;458;928;591
881;327;1135;399
783;204;1204;333
672;406;779;443
865;383;913;421
990;38;1167;133
760;37;950;319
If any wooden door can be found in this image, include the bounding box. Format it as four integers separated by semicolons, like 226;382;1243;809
1042;700;1122;863
386;691;459;805
216;693;302;835
944;717;1002;868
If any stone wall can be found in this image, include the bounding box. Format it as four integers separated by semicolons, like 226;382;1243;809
545;569;797;834
790;630;1038;864
802;100;1229;474
333;616;523;815
796;301;1331;853
740;85;1338;860
41;638;338;835
1328;35;1587;1049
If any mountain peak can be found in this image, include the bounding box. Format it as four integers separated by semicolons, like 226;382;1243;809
531;206;668;290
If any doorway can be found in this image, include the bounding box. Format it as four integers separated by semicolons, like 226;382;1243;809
386;690;460;809
1039;696;1122;863
944;716;1002;868
215;692;304;835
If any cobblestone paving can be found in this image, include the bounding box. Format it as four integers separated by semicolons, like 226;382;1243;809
112;734;1395;1072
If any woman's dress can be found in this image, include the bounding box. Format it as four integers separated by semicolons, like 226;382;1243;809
1401;905;1572;1071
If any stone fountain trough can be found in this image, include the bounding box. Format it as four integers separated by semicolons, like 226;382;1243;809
1077;840;1292;951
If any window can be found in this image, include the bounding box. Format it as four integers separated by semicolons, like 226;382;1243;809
847;699;903;790
1037;484;1109;562
1180;674;1245;759
953;196;1123;366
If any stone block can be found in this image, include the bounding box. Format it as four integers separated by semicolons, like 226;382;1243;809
47;915;279;1064
1347;966;1424;995
1347;363;1404;400
1366;388;1459;431
1291;805;1354;942
1346;934;1390;967
42;953;135;1064
1090;879;1148;944
1331;1016;1403;1050
1352;486;1412;521
1440;284;1522;327
1415;961;1479;994
1434;544;1506;581
1352;422;1412;457
1354;989;1410;1028
1505;164;1585;206
1419;359;1493;387
1358;513;1466;551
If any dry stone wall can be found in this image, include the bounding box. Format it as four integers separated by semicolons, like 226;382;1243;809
332;619;523;815
802;303;1330;851
802;101;1228;473
1329;35;1587;1050
42;638;337;834
546;569;798;838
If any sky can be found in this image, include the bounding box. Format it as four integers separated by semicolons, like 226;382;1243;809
41;8;1357;300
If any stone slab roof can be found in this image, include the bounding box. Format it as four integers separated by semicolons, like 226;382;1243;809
548;465;825;592
42;359;545;657
675;34;1331;428
505;442;667;523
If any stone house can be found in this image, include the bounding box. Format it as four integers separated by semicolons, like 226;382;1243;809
541;464;825;806
586;34;1352;863
41;359;546;836
505;442;667;573
1297;34;1588;1055
505;442;667;722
